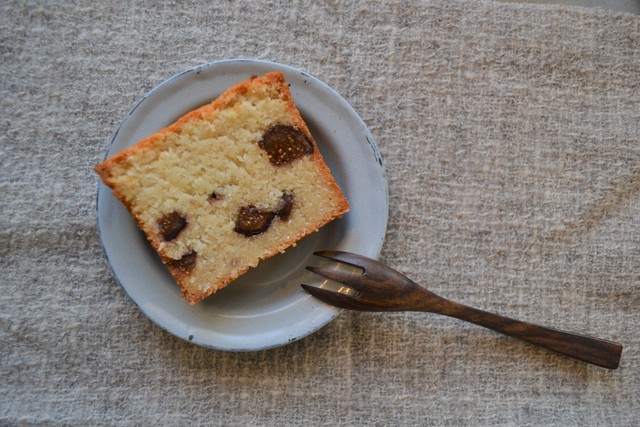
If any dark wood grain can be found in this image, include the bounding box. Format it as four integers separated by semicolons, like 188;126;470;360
305;251;624;369
431;299;623;369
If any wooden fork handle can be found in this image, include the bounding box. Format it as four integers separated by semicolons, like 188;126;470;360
433;300;623;369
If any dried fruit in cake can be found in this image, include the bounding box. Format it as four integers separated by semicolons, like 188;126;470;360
95;72;349;303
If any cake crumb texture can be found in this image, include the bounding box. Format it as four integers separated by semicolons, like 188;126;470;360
95;72;349;303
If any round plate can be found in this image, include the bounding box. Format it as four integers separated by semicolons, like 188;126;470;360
96;59;388;351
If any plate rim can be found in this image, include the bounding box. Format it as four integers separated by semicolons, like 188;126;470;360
96;58;388;351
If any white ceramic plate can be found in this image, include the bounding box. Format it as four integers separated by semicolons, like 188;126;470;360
97;59;388;351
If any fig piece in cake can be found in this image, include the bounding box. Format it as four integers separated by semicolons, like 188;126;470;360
169;250;197;274
158;211;187;241
234;206;277;236
277;193;294;221
258;124;314;166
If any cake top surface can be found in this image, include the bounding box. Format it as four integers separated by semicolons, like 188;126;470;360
96;72;349;303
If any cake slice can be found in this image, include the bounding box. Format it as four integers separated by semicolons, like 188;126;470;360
95;72;349;304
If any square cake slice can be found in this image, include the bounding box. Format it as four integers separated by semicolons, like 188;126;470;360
96;72;349;304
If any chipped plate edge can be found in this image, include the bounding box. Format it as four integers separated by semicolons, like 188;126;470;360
96;59;388;351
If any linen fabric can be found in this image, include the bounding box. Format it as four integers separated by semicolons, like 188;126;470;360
2;1;638;425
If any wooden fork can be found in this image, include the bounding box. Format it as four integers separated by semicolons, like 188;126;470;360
302;250;623;369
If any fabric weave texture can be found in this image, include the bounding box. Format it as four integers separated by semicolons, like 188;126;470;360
1;1;639;426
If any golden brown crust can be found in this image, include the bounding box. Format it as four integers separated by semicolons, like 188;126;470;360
276;75;350;217
96;72;349;304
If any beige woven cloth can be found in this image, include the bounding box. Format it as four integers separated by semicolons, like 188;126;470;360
2;1;638;425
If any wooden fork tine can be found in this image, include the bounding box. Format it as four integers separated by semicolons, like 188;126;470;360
305;266;390;295
313;250;371;269
314;250;412;285
300;284;380;311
